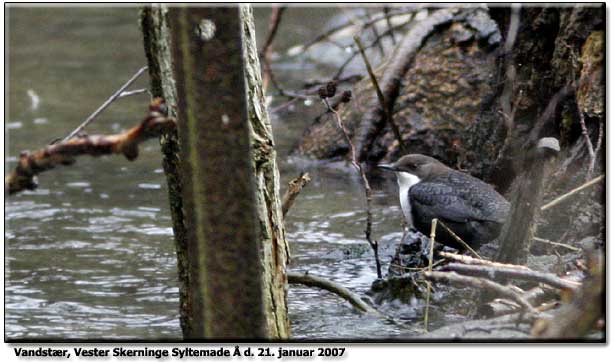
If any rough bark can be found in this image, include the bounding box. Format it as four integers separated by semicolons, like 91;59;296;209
168;5;289;339
240;5;291;339
140;5;192;337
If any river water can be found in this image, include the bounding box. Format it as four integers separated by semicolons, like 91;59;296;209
5;6;419;340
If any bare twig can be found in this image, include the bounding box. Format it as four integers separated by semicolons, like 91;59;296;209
292;8;416;56
324;98;382;279
383;6;398;45
354;35;406;153
6;98;174;195
533;237;581;252
577;109;596;179
118;88;150;98
332;20;411;80
437;220;482;259
260;6;286;93
287;272;379;315
365;10;386;58
281;172;311;217
593;120;603;155
425;271;538;314
495;4;521;168
62;66;148;142
439;263;581;291
540;174;604;212
424;218;437;332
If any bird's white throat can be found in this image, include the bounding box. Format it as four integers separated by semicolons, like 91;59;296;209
396;172;421;226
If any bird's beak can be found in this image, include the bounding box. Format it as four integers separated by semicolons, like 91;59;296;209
377;163;396;172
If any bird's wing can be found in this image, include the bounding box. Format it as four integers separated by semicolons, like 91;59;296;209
409;170;511;224
409;181;483;224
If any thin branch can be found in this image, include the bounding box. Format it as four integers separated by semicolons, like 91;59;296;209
6;98;174;195
425;271;538;314
324;97;382;279
438;251;530;270
593;120;604;155
540;174;604;212
424;218;437;332
292;8;416;56
383;6;398;45
287;272;379;315
281;172;311;217
354;35;406;153
437;220;482;259
118;88;150;98
260;6;286;93
578;109;596;179
331;19;411;80
62;66;148;142
439;263;581;291
533;237;581;252
365;10;386;58
495;4;521;168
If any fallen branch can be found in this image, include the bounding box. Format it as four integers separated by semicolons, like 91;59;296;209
425;271;538;314
287;272;379;315
532;252;604;339
439;251;529;270
439;263;581;291
281;172;311;217
62;66;149;142
482;287;555;318
5;98;175;195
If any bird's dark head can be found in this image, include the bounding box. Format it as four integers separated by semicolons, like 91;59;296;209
377;154;448;180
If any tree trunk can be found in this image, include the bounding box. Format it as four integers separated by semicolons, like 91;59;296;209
140;5;192;336
168;5;290;339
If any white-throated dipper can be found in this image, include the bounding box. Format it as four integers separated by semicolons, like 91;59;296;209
378;154;510;250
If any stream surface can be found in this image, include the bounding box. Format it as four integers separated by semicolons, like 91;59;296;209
5;6;432;340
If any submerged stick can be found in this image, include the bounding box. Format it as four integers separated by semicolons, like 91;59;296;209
6;98;175;195
288;272;379;315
